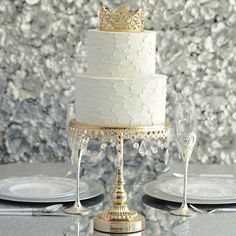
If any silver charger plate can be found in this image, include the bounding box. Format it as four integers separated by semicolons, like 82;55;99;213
0;176;104;203
144;176;236;204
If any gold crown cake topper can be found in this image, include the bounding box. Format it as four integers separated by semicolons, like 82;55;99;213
99;5;144;32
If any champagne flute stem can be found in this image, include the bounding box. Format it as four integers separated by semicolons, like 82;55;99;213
76;146;83;208
182;153;189;209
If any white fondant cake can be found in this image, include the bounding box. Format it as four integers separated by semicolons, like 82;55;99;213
75;74;166;126
75;25;167;126
87;30;156;78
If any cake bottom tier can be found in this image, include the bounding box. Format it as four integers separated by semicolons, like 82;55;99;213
75;74;167;126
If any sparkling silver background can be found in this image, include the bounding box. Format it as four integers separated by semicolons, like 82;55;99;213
0;0;236;165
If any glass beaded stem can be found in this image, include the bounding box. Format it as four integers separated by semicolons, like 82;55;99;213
67;119;170;233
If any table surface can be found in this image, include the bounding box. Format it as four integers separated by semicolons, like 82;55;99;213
0;163;236;236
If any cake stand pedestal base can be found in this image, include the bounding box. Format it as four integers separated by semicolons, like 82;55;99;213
94;205;145;234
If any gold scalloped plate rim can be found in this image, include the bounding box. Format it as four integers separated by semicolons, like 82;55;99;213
70;119;171;131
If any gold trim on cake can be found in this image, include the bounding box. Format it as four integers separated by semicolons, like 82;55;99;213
99;6;144;32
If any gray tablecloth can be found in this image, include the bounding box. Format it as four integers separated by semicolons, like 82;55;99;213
0;163;236;236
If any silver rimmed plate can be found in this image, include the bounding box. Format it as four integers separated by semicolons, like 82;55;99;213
0;176;104;203
144;176;236;204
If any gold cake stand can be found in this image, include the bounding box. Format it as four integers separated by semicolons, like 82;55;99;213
68;119;170;234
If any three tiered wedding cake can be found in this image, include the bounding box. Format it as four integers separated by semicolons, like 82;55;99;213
75;6;167;126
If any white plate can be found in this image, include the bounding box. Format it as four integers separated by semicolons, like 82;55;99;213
0;176;86;199
144;176;236;204
159;177;236;200
0;176;103;203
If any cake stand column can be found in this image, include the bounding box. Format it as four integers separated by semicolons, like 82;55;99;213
94;133;145;234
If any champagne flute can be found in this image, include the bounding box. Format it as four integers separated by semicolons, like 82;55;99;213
64;136;90;215
65;101;90;215
171;100;197;216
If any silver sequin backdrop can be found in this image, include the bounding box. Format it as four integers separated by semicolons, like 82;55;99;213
0;0;236;165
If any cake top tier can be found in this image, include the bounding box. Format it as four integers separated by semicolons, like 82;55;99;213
99;6;144;32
